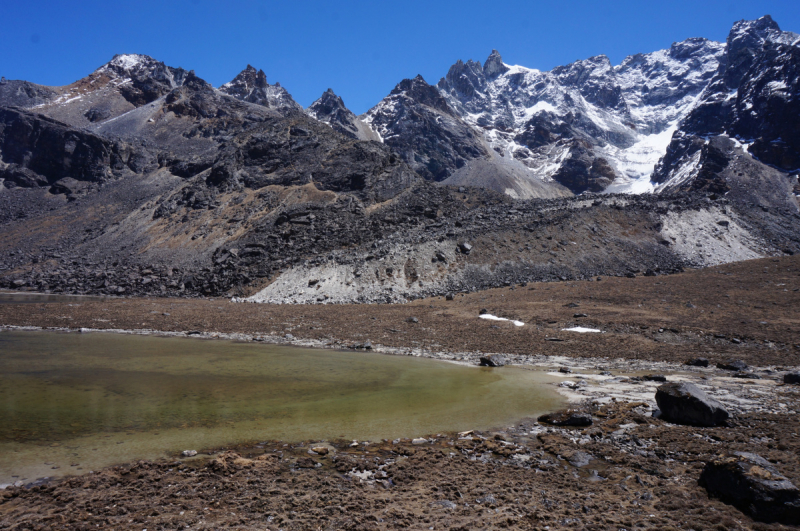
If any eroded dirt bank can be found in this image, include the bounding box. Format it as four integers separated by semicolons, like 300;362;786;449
1;256;800;530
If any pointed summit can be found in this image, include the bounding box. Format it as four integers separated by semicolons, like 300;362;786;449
483;50;509;77
219;65;301;114
307;89;380;141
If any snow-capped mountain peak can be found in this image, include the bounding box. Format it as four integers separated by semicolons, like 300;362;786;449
95;54;189;89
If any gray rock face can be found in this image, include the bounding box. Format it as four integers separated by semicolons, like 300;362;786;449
219;65;302;114
655;382;729;427
363;75;490;182
699;452;800;524
0;80;56;108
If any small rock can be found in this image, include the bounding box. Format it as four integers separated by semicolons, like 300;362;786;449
567;451;594;468
296;457;317;469
558;367;572;374
476;494;496;505
479;354;506;367
538;410;592;427
644;374;667;382
783;373;800;384
445;293;454;301
406;317;419;323
685;358;709;367
458;242;472;255
573;313;588;318
717;360;747;371
731;338;742;344
310;446;329;455
655;382;729;427
479;308;488;315
181;450;197;457
431;500;457;509
699;452;800;524
411;438;427;445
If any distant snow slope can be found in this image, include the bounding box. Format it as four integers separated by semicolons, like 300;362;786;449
435;40;724;194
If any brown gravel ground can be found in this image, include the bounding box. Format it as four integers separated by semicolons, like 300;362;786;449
1;401;799;530
1;255;798;366
1;255;800;530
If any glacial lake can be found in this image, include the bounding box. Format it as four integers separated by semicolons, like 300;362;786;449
0;330;563;486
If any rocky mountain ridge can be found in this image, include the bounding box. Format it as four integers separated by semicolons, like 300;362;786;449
0;17;798;302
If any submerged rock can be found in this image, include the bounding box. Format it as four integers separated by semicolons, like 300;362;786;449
538;410;592;427
699;452;800;524
685;358;709;367
479;354;506;367
655;382;729;427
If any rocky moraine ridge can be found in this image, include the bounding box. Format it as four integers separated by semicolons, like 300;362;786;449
0;16;798;301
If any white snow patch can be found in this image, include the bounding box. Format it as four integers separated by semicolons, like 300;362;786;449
479;314;524;327
603;124;679;194
562;327;601;333
108;54;147;71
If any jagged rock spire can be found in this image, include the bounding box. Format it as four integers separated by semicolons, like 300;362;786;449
483;50;509;77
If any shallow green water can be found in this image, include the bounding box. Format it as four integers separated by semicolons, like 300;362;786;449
0;330;562;485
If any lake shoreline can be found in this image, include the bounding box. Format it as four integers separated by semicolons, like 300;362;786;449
2;255;800;528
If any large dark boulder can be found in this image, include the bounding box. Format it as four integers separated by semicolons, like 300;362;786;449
784;372;800;384
655;382;729;427
717;360;748;371
700;452;800;524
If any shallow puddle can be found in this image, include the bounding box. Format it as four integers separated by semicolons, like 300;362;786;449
0;330;562;485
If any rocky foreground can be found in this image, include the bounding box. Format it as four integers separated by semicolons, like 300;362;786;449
0;255;799;529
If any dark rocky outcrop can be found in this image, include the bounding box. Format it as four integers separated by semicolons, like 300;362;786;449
699;452;800;524
0;107;144;193
784;372;800;384
538;410;593;427
655;382;729;427
685;358;710;367
654;16;800;200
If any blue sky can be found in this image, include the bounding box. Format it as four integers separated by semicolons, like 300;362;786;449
1;1;798;114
